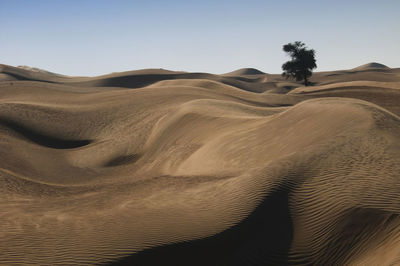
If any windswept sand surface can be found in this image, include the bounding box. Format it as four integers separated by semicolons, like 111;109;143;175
1;63;400;265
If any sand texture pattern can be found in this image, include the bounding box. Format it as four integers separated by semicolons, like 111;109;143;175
1;63;400;265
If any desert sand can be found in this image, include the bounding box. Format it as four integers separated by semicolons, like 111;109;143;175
0;62;400;265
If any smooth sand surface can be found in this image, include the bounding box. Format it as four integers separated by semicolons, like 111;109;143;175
0;63;400;265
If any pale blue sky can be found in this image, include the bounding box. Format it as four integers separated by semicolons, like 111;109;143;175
1;0;399;76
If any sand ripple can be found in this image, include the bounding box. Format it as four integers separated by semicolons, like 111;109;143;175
1;65;400;265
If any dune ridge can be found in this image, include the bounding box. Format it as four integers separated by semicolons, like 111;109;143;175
352;62;390;70
223;68;266;76
0;63;400;265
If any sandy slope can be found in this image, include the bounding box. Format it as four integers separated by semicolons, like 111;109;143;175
0;63;400;265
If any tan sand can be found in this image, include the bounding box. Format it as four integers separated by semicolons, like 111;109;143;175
0;63;399;265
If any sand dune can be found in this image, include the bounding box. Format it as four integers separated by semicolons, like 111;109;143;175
223;68;266;76
352;62;390;70
0;63;399;265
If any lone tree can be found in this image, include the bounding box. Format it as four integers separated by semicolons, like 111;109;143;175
282;41;317;86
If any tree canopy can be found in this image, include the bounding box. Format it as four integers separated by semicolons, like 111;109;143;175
282;41;317;86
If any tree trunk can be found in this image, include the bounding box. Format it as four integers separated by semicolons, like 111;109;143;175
304;76;308;86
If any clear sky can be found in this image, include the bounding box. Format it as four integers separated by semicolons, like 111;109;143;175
1;0;399;76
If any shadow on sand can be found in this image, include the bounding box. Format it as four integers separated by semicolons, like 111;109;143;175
107;186;293;266
0;117;91;149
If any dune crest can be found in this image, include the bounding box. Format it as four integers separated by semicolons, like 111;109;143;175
352;62;390;70
223;68;266;76
0;64;400;265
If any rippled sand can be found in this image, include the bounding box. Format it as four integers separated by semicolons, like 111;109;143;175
1;63;400;265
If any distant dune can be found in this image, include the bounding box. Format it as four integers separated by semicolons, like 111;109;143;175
16;65;67;77
0;63;400;265
223;68;266;76
352;62;390;70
